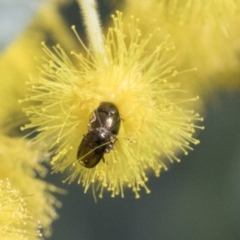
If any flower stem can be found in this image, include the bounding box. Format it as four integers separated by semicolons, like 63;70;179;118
77;0;108;64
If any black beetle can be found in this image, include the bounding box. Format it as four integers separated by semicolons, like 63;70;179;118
77;102;121;168
89;102;121;135
77;129;109;168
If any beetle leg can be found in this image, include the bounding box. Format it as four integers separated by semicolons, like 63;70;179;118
88;112;97;131
95;109;104;127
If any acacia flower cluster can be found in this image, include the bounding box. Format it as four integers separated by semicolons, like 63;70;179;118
159;0;238;26
22;12;203;198
0;135;62;236
0;179;42;240
124;0;240;94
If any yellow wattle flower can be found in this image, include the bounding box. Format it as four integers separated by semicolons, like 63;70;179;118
124;0;240;94
22;12;202;198
0;179;42;240
0;135;62;237
0;0;80;133
159;0;238;26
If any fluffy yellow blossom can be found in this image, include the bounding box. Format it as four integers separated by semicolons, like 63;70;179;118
0;179;42;240
22;12;202;198
0;35;40;131
0;1;80;134
124;0;240;94
0;135;62;236
158;0;238;26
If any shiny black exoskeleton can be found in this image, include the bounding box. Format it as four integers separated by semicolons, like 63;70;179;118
77;102;121;168
77;129;109;168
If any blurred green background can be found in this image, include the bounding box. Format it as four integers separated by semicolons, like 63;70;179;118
1;1;240;239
